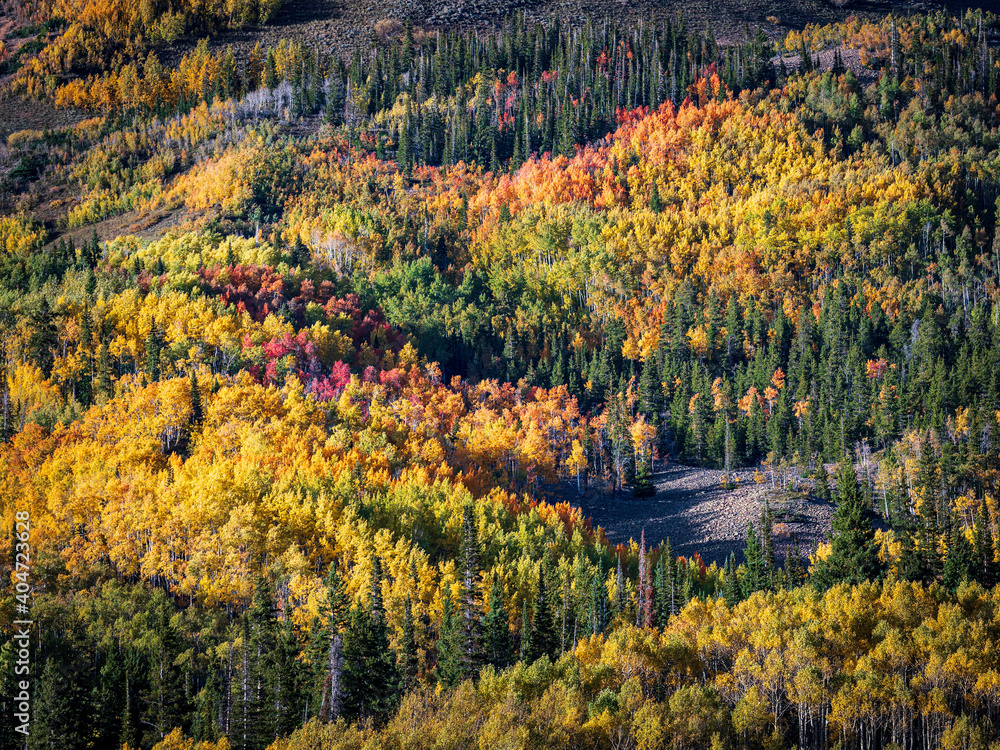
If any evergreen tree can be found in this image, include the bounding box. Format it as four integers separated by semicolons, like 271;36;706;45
589;562;608;636
190;369;204;428
525;565;557;663
630;457;656;498
814;459;884;588
723;552;741;606
649;181;663;213
760;503;776;588
145;593;188;746
26;298;57;378
310;562;349;722
233;574;278;750
942;513;975;591
399;98;413;174
436;592;462;687
814;461;833;503
30;654;90;750
518;599;533;664
291;236;310;269
456;503;484;679
973;499;998;587
398;595;419;691
145;325;161;382
342;558;399;724
271;618;304;740
482;575;513;670
742;521;763;597
784;537;806;589
264;49;278;89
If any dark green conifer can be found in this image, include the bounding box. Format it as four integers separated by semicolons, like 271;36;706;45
342;558;399;724
398;595;419;691
814;459;884;588
974;499;998;587
943;512;975;591
483;575;512;670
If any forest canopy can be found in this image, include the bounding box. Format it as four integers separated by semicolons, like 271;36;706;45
1;6;1000;750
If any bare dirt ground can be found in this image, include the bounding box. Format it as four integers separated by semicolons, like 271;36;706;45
554;463;834;566
160;0;988;65
774;46;880;85
0;97;89;140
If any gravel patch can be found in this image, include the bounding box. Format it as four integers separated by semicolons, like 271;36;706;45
554;462;834;566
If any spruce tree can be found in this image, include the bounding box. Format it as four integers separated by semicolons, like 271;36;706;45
784;538;805;589
342;558;399;724
30;655;89;750
145;325;161;382
649;181;663;213
190;369;204;428
653;553;668;626
760;503;776;589
436;592;461;687
742;522;763;597
631;457;656;498
723;552;741;606
973;499;998;587
399;98;413;174
482;575;513;670
518;599;533;664
271;618;304;740
943;513;975;591
814;461;833;503
398;595;419;691
237;574;277;750
526;565;557;663
456;503;484;679
814;458;884;588
309;562;349;722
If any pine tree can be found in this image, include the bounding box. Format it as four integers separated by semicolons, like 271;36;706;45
649;181;663;213
145;593;188;747
631;457;656;498
760;503;776;589
238;574;277;750
193;659;222;743
723;553;741;606
973;499;998;587
635;530;653;627
814;461;833;503
526;565;557;663
482;575;512;670
342;558;399;724
943;512;975;591
518;599;533;663
814;458;884;588
436;591;461;687
614;554;625;619
399;98;413;174
456;503;484;679
271;618;304;740
742;522;763;597
310;562;349;722
784;538;805;589
398;595;419;691
264;50;278;89
291;236;310;269
31;654;89;750
145;325;161;382
190;369;204;428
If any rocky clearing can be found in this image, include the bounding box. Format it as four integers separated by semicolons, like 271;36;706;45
556;463;835;566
